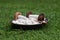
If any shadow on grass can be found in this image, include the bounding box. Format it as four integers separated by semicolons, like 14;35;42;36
5;23;49;31
5;23;49;35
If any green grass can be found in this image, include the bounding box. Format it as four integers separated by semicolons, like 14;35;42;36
0;0;60;40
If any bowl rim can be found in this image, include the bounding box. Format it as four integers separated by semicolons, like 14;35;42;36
11;23;41;26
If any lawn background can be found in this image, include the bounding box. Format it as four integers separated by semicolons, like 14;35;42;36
0;0;60;40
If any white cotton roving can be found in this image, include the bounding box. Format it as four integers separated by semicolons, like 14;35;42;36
12;15;41;25
12;20;17;24
16;19;26;25
42;21;46;23
18;15;27;20
25;19;33;25
29;15;38;19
